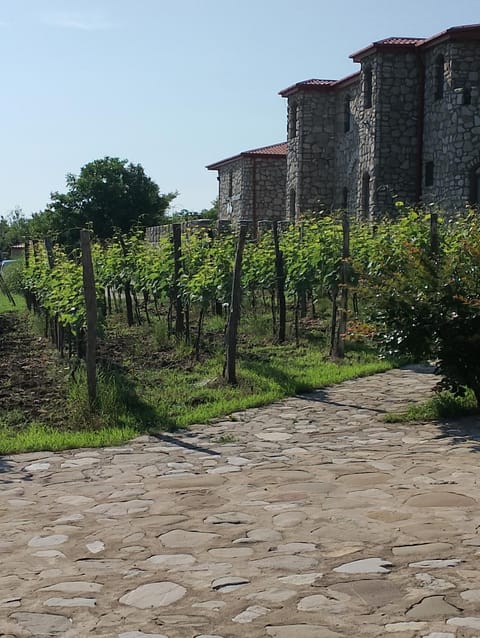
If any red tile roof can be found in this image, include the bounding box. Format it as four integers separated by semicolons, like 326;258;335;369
279;78;337;97
206;142;287;170
378;37;425;46
350;36;425;61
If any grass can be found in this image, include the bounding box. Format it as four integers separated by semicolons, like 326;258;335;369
0;423;138;455
0;292;25;313
383;389;479;423
0;308;399;454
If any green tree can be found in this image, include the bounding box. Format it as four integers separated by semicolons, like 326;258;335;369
40;157;176;245
0;207;30;256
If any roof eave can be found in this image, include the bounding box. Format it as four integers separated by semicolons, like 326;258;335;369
421;24;480;49
350;42;422;62
279;81;336;97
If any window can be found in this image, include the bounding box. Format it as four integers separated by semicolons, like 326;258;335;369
344;95;351;132
361;173;370;217
289;188;296;219
470;165;480;204
228;172;233;198
342;187;348;209
425;161;434;187
364;66;373;109
464;86;472;106
434;54;444;101
289;103;298;138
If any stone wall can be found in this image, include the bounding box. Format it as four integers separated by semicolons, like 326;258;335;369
217;159;243;221
247;157;286;221
334;79;361;213
375;51;422;212
422;40;480;209
286;91;337;220
217;155;286;224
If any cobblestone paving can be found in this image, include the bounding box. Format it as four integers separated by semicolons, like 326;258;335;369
2;365;480;637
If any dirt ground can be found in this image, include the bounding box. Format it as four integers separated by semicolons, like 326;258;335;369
0;312;67;425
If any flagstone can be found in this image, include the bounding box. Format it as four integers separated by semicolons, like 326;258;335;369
406;595;460;619
10;612;73;635
118;632;169;638
211;576;250;592
329;579;402;607
39;581;103;593
266;625;343;637
272;511;307;528
409;559;462;569
119;582;187;608
158;529;220;548
28;534;68;547
232;605;270;623
333;557;392;574
255;431;292;441
204;511;256;525
447;616;480;629
460;589;480;601
405;492;476;508
278;572;323;585
142;553;196;568
44;596;96;607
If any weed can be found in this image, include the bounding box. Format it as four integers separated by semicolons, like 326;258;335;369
384;389;478;423
214;433;237;444
152;317;170;348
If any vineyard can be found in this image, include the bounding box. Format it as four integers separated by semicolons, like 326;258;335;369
2;205;480;452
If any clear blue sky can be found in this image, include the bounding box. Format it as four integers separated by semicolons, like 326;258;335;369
1;0;479;217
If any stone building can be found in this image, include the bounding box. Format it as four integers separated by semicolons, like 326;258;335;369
206;142;287;225
207;24;480;223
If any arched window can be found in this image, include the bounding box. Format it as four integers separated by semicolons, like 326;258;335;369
228;172;233;198
361;173;370;217
289;188;296;220
344;95;351;132
342;187;348;209
364;66;372;109
469;165;480;205
434;54;445;101
289;103;298;138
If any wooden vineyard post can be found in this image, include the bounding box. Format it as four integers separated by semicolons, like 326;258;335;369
118;235;134;327
80;230;97;407
330;211;350;359
224;222;248;385
272;221;286;343
338;211;350;358
172;223;185;338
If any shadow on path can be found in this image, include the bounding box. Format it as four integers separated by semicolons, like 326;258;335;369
0;455;31;484
434;416;480;453
152;433;221;456
298;389;388;414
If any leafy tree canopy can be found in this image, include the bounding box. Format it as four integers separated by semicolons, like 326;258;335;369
0;208;30;256
39;157;176;244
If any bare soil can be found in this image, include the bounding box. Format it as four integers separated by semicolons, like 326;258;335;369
0;312;67;424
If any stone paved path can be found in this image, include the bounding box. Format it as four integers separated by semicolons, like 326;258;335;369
3;365;480;637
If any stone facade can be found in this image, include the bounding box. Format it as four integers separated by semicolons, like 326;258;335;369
208;24;480;223
206;143;287;224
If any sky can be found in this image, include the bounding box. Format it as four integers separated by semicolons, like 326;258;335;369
1;0;479;218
